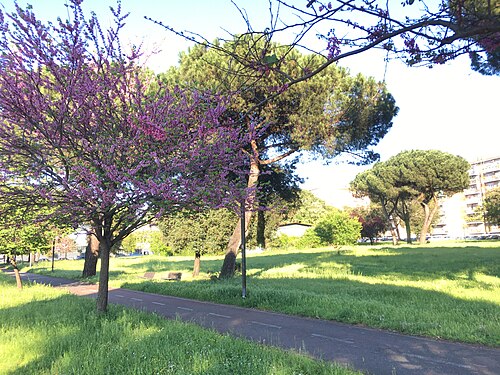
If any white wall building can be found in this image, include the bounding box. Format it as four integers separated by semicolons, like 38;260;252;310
435;156;500;237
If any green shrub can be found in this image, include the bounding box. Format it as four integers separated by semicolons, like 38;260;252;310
271;229;322;249
314;211;361;246
295;229;322;248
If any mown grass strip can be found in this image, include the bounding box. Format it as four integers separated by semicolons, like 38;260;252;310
22;242;500;346
0;273;358;375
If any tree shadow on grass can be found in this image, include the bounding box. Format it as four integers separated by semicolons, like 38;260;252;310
1;287;345;375
94;244;500;292
245;245;500;282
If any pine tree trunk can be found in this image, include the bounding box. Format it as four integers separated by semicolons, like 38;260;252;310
192;251;201;277
219;157;260;278
405;219;412;244
96;237;111;313
381;203;399;245
82;234;99;278
419;196;439;244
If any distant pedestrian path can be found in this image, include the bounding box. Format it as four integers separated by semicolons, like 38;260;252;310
6;270;500;375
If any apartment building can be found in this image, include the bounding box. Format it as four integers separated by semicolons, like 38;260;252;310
434;155;500;237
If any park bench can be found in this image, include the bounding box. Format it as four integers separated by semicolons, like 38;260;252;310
163;272;182;281
141;271;182;281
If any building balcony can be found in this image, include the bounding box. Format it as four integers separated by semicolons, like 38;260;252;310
464;188;480;196
466;221;484;226
483;174;500;182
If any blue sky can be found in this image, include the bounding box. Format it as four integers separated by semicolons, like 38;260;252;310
4;0;499;207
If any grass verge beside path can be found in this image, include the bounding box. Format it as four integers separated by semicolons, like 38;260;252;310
22;242;500;347
0;274;358;375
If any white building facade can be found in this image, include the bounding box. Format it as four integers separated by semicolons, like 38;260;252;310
435;156;500;237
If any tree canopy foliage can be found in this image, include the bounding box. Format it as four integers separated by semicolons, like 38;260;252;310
484;187;500;226
159;209;237;256
286;190;337;225
165;39;398;164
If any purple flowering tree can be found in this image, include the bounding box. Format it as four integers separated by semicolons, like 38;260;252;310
0;2;249;312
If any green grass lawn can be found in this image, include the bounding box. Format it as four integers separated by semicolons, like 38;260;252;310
0;274;358;375
21;241;500;347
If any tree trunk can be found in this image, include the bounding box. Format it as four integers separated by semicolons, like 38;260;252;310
381;203;399;246
419;196;439;244
96;237;111;313
192;250;201;277
397;202;412;244
404;219;412;244
82;234;99;278
9;257;22;289
256;209;266;249
219;157;260;278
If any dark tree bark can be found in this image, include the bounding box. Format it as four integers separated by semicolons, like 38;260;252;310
94;216;118;313
96;238;110;313
82;234;99;278
192;250;201;277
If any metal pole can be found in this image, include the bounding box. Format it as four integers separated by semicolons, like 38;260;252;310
241;200;247;299
51;237;56;272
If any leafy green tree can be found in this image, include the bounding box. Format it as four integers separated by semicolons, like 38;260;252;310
286;190;337;225
314;210;362;247
149;231;171;256
0;204;60;288
484;187;500;226
385;150;469;244
160;209;237;276
164;38;398;277
120;228;170;256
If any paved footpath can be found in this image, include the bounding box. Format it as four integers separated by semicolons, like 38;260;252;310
8;271;500;375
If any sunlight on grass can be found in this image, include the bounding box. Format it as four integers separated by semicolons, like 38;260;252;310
0;274;357;375
18;241;500;346
262;263;306;276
